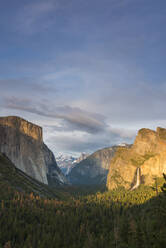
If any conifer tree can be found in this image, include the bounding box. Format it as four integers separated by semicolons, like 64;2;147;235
161;173;166;194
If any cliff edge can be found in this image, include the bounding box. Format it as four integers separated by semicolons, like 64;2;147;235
0;116;67;186
107;127;166;190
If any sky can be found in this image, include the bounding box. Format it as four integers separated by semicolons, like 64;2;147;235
1;0;166;157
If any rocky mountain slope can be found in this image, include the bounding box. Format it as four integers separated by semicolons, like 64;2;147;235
0;153;58;198
0;116;67;186
107;127;166;190
68;146;128;185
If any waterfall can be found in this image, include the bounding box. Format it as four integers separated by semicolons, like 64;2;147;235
131;167;141;190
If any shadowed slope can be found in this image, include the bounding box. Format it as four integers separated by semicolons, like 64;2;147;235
0;153;64;198
68;146;130;185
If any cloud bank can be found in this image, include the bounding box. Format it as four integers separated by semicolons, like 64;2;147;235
1;0;166;155
2;96;135;155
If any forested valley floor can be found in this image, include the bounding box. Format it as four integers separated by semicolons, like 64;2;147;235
0;178;166;248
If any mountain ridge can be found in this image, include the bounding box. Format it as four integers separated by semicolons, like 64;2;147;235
68;145;130;185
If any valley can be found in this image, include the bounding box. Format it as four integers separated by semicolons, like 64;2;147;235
0;173;166;248
0;116;166;247
1;1;166;247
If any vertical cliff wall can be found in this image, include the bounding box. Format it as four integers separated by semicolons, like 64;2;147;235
0;116;67;185
107;127;166;190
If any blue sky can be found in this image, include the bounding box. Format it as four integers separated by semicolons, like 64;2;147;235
1;0;166;156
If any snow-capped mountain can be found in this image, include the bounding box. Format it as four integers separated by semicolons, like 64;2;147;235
56;153;89;175
75;153;89;163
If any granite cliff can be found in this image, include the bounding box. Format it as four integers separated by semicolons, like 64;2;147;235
0;116;67;186
0;153;59;198
68;146;128;185
107;127;166;190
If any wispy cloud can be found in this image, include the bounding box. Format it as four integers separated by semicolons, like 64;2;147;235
3;96;136;155
45;127;135;155
0;97;138;154
0;79;57;104
4;96;108;134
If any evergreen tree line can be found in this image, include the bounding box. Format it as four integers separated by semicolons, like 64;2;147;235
0;176;166;248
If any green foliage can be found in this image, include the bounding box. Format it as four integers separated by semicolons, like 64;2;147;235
161;173;166;194
0;153;67;200
0;181;166;248
131;153;155;167
0;153;166;247
110;170;128;188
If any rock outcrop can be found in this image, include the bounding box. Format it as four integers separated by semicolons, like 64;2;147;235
0;116;67;185
68;146;129;185
107;127;166;190
0;116;43;141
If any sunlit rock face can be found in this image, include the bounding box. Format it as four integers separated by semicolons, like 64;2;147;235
0;116;67;185
0;116;43;142
68;146;128;185
107;127;166;190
